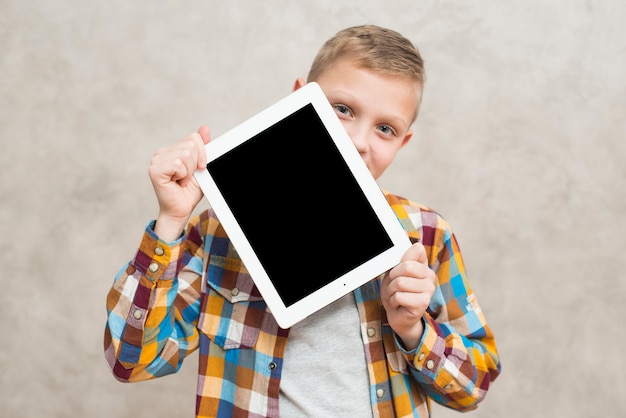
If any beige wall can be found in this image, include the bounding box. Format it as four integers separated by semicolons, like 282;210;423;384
2;1;624;417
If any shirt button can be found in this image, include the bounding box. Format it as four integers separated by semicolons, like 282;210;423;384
155;246;164;256
269;361;277;371
426;359;435;370
133;309;142;320
418;353;425;361
148;262;159;273
376;388;384;398
231;288;240;297
367;327;376;337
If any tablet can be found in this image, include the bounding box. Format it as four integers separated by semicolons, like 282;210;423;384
194;81;411;329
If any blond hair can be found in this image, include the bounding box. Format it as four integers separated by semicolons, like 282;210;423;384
307;25;425;85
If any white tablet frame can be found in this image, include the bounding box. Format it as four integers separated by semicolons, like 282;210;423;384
194;82;411;328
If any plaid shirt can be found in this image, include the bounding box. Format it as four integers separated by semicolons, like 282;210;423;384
104;191;501;417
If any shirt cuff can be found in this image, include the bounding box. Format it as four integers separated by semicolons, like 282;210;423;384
132;220;186;282
398;313;444;379
404;313;459;393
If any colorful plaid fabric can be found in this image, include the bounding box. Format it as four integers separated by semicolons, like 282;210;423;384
104;190;501;417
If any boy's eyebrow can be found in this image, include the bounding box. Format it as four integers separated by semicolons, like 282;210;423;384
323;88;355;102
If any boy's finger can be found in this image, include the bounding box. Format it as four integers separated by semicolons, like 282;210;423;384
193;126;210;170
400;242;428;265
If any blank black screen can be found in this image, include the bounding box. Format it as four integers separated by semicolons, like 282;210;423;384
207;104;393;307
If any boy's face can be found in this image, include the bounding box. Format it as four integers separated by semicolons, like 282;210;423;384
295;58;421;180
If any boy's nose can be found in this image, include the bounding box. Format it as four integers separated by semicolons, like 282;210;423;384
346;125;369;153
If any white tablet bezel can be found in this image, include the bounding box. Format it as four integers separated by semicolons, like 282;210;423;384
194;81;411;328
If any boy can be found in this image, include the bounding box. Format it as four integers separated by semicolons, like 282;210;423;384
104;25;501;417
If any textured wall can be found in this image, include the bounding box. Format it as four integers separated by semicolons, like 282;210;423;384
1;1;624;417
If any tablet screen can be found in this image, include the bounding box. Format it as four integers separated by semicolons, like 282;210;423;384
208;103;393;307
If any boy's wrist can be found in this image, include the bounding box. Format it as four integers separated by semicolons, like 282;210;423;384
154;213;189;242
396;319;425;352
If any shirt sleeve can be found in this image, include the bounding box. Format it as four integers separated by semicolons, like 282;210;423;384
400;214;501;411
103;218;205;382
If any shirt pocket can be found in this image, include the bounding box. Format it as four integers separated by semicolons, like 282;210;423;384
197;255;266;350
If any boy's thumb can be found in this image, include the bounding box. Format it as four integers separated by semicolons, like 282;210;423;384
401;242;428;265
197;125;211;144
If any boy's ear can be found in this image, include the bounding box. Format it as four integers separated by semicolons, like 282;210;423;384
292;77;306;92
401;130;413;148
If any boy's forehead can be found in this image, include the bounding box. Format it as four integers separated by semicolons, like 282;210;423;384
319;57;423;91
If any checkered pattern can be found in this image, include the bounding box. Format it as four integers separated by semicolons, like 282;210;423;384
104;190;500;417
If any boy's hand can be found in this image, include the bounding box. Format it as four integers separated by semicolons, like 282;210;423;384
149;125;210;241
381;242;437;351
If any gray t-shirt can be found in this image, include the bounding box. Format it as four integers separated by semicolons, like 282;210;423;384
279;292;372;417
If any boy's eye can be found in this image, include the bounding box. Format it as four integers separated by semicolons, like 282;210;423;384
377;124;396;136
334;104;352;116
